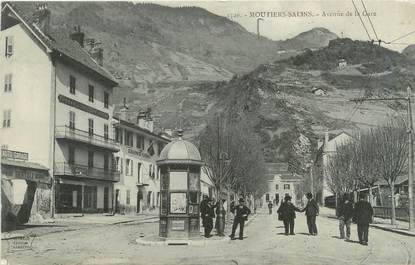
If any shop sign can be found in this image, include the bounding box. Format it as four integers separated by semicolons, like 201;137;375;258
58;95;109;120
1;149;28;161
2;167;50;184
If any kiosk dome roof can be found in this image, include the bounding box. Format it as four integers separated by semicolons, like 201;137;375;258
157;139;203;165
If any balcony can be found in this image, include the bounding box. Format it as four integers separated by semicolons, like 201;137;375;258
54;162;120;182
55;126;119;152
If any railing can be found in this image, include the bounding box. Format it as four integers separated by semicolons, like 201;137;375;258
55;126;119;151
54;162;120;182
373;206;409;222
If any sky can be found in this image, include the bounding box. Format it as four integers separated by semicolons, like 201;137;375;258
139;0;415;52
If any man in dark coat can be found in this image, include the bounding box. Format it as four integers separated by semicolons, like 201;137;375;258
354;194;373;245
277;195;301;235
300;192;319;235
229;198;251;240
337;193;354;240
200;195;212;237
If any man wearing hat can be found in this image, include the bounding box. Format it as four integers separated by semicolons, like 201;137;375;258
277;194;301;235
229;198;251;240
300;192;319;235
200;195;213;237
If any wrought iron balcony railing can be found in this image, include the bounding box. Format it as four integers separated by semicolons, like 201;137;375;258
54;162;120;182
55;126;119;152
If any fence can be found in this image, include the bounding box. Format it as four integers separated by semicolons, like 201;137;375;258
373;206;409;221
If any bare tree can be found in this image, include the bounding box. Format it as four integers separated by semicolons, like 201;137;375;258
369;120;408;225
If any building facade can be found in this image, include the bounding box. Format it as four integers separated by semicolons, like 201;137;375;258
113;111;170;214
1;3;119;218
262;163;302;206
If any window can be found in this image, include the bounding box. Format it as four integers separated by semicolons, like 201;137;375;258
136;134;144;149
104;124;109;140
157;143;164;156
88;85;94;102
5;36;14;57
120;158;123;174
115;128;123;144
126;190;131;205
104;154;109;171
4;74;12;92
265;194;270;202
2;109;11;128
137;162;141;183
88;151;94;168
284;184;290;190
125;131;133;147
104;92;109;108
84;186;97;209
69;111;75;129
88;118;94;136
68;146;75;165
149;164;154;179
275;184;279;190
126;159;133;176
69;75;76;94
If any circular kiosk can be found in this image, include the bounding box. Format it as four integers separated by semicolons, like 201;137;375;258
157;133;203;239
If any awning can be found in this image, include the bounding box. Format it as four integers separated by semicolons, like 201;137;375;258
1;159;50;184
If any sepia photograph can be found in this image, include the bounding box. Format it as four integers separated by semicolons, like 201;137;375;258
1;0;415;264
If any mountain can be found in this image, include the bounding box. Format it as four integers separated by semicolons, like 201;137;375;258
403;44;415;60
13;2;337;85
141;39;415;170
280;27;338;50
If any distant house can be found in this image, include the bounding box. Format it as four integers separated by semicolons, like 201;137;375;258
338;58;347;68
262;163;303;206
311;87;327;96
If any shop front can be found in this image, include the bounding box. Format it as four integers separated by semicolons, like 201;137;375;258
1;149;50;231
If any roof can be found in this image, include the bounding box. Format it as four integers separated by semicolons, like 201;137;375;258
266;162;289;174
157;138;203;166
1;159;49;171
2;2;117;86
280;174;303;181
113;117;170;143
374;175;408;186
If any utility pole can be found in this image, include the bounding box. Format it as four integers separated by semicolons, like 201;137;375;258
310;166;314;195
350;88;414;230
408;87;414;230
257;18;264;40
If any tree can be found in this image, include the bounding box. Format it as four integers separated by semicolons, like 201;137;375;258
369;120;408;225
198;113;267;215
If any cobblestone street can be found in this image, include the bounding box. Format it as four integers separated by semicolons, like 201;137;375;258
2;208;414;265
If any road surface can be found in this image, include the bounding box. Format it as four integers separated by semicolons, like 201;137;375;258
2;208;414;265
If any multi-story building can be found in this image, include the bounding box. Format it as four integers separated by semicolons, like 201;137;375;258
113;109;170;214
262;163;302;206
1;2;119;218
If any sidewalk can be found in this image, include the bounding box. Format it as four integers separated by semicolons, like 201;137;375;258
1;213;158;240
319;206;415;237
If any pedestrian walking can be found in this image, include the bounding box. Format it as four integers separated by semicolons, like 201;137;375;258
354;194;373;246
215;199;226;236
229;198;251;240
277;195;301;235
268;201;273;214
337;193;354;240
300;192;319;235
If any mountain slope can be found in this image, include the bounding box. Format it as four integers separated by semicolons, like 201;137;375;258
403;44;415;60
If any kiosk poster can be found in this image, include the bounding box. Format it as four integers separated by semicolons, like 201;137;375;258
169;172;188;190
170;193;187;214
188;173;199;190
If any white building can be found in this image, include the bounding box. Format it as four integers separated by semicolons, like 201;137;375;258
1;3;119;218
262;163;302;206
112;109;170;214
315;131;353;205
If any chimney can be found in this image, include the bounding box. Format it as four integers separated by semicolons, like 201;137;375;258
90;47;104;66
69;25;85;47
136;109;154;132
33;3;51;35
119;97;128;121
324;130;329;149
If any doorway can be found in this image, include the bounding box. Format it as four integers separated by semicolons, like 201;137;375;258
115;189;120;214
104;187;109;213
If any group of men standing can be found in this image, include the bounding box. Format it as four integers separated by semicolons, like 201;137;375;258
200;195;251;240
337;193;374;245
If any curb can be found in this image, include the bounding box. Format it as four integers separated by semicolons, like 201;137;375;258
369;224;415;237
111;216;159;225
135;236;230;247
